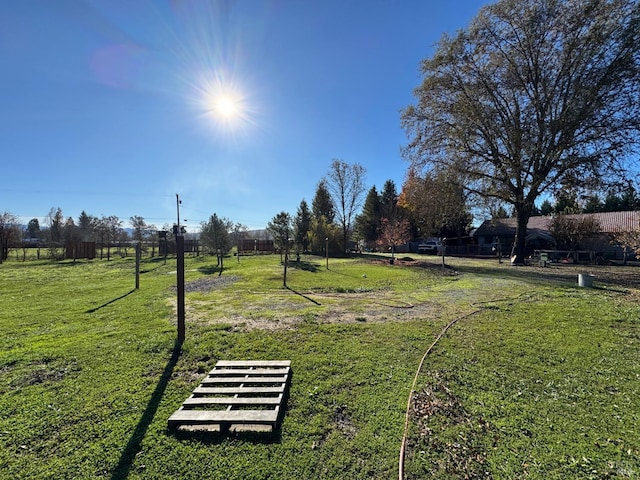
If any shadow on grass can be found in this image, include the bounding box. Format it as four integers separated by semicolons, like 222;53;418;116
286;286;322;305
110;340;182;480
86;290;136;313
172;427;283;446
447;260;626;289
290;260;321;272
139;262;164;274
453;262;577;287
197;265;221;275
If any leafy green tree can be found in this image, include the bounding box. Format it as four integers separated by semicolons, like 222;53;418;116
402;0;640;263
26;218;41;240
267;211;292;263
399;168;470;241
130;215;147;243
307;215;341;256
200;214;233;255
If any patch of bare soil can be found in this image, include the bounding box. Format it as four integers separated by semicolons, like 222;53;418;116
167;259;639;331
180;276;241;293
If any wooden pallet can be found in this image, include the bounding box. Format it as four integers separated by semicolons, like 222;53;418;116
168;360;291;433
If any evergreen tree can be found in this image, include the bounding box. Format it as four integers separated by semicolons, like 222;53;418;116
583;195;603;213
26;218;41;240
77;211;95;241
379;180;399;219
294;199;311;252
539;199;554;216
354;186;380;244
311;179;335;223
200;214;233;255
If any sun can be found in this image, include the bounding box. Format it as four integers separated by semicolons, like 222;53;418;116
185;66;256;135
213;94;239;118
199;82;252;132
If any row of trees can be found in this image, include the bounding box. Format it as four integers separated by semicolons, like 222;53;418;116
266;159;367;258
0;207;165;262
264;158;473;260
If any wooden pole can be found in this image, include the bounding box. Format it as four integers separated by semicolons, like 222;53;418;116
135;242;141;289
176;235;185;343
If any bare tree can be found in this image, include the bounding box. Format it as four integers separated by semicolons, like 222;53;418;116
548;215;601;257
611;222;640;265
402;0;640;264
0;211;20;263
233;222;248;260
45;207;64;259
325;159;366;252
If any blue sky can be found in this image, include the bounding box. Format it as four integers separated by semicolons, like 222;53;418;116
1;0;489;232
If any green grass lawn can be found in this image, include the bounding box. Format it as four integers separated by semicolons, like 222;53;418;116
0;253;638;479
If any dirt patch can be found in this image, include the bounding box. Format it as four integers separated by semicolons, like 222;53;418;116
179;276;240;293
167;259;639;331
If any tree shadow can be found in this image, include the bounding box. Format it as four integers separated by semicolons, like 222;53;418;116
452;262;577;287
285;286;322;305
86;290;136;313
139;263;163;274
109;340;182;480
290;260;321;272
197;266;221;275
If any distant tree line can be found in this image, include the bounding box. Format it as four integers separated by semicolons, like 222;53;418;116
0;208;165;262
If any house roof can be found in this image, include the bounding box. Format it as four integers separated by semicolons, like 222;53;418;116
474;211;640;237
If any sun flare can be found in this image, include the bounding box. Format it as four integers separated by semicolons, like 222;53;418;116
213;94;239;118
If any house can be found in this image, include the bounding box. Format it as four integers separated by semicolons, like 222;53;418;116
473;211;640;260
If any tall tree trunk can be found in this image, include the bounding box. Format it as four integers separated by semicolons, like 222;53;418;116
511;205;531;265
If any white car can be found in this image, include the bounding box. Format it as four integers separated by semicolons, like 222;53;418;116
418;241;442;254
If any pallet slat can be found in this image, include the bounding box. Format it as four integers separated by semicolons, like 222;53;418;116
215;360;291;368
209;367;290;376
168;409;278;425
182;397;281;406
192;386;284;395
201;376;287;384
168;360;291;432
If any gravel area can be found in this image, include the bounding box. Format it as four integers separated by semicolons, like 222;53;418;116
182;276;240;293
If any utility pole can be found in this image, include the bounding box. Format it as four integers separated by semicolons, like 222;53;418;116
176;194;185;344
